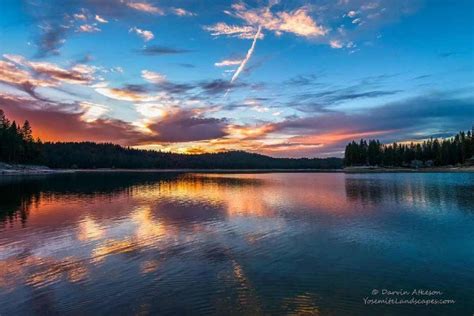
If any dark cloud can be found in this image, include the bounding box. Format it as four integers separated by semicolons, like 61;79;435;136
22;0;76;57
291;102;334;114
256;93;474;158
176;63;196;68
273;94;474;155
18;82;51;102
0;93;229;145
158;82;195;94
413;74;431;80
329;90;401;102
96;77;252;99
292;86;401;106
285;74;321;86
35;25;69;58
106;81;196;96
199;79;247;95
145;110;228;143
358;73;400;86
72;53;94;65
0;94;144;145
137;46;193;56
283;73;402;111
438;51;459;58
123;84;148;93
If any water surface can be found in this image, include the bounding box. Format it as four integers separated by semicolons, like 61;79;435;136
1;172;473;315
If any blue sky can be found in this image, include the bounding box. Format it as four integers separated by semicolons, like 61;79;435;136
0;0;473;157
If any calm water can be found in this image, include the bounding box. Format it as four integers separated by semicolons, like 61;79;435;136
0;172;473;315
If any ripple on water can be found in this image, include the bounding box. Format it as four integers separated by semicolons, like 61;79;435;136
0;172;473;315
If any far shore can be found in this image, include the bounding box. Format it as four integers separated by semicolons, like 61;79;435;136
1;163;473;176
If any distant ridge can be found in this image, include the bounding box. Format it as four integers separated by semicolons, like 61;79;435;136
41;142;343;170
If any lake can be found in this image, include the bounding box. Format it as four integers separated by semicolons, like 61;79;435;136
1;172;473;315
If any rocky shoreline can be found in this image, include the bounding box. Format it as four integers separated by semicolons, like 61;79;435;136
0;162;66;176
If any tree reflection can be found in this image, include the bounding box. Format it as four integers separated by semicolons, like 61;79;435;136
0;173;182;228
344;174;474;212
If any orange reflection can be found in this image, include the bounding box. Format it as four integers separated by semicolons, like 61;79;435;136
0;255;89;291
91;239;136;264
141;260;160;274
1;172;374;294
77;216;105;241
281;293;321;315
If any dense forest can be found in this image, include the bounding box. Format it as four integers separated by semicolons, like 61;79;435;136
0;109;342;169
41;142;342;169
344;129;474;167
0;110;42;164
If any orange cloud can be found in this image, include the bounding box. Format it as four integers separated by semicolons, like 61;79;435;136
226;123;276;140
290;130;394;145
77;24;101;33
231;2;327;38
2;54;96;86
95;86;166;102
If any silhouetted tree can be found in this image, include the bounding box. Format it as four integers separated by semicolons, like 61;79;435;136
344;128;474;167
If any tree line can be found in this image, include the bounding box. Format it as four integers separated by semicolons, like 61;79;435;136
0;110;41;164
344;129;474;167
40;142;342;169
0;109;342;169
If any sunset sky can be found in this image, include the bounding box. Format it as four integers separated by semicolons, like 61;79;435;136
0;0;473;157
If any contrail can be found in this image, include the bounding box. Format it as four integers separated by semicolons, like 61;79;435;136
231;25;262;84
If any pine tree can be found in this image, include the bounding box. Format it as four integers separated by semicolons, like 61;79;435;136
344;128;474;167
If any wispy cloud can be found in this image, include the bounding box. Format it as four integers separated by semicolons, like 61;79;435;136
95;15;108;23
141;70;166;83
329;40;343;49
214;59;243;67
95;86;163;102
1;54;97;100
79;102;110;122
137;45;192;55
77;24;101;33
129;27;154;42
204;23;263;40
125;1;164;15
73;13;87;21
171;8;196;17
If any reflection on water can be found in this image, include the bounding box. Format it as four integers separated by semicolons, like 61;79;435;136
1;172;474;315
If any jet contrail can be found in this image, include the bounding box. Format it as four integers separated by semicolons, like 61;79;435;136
231;25;262;84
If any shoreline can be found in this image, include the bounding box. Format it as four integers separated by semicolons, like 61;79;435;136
1;164;474;176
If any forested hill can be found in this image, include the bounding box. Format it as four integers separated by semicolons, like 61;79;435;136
41;142;343;169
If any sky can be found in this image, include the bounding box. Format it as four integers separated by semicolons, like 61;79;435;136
0;0;473;157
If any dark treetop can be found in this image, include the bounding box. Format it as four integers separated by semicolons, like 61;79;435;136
344;128;474;167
